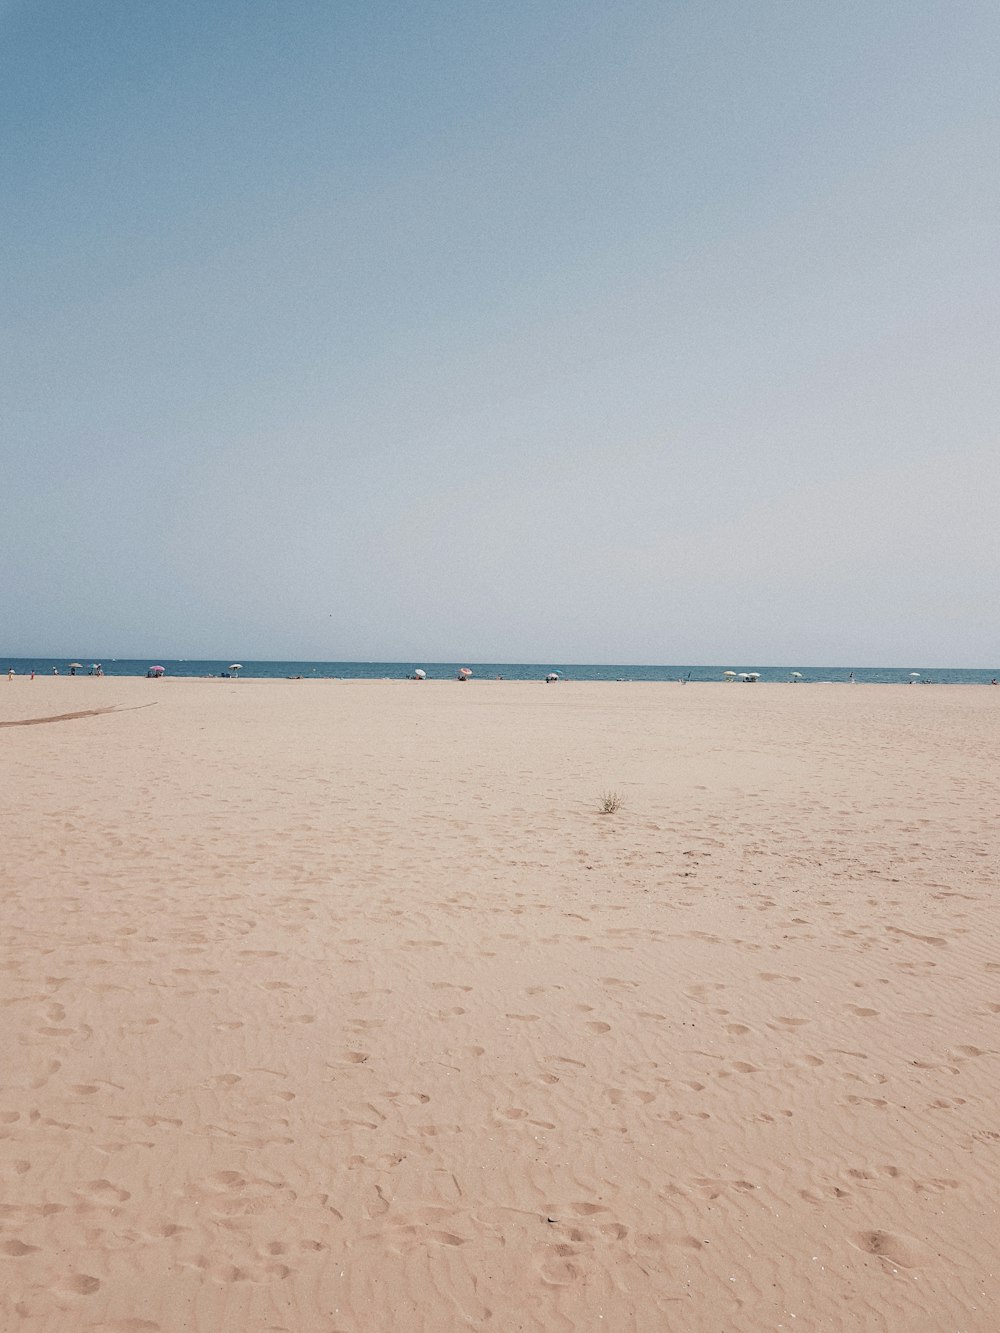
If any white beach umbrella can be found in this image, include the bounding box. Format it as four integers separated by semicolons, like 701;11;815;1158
545;672;559;682
229;664;243;671
723;670;737;679
908;672;920;678
413;669;426;679
747;672;760;680
790;671;803;679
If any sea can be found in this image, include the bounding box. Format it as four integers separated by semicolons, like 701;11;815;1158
4;659;998;685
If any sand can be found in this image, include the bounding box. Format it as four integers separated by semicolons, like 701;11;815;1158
1;677;998;1332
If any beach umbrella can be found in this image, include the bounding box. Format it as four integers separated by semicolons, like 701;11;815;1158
747;671;760;680
545;672;559;682
909;672;920;678
790;671;803;680
458;667;473;679
68;663;83;669
723;670;737;679
148;665;165;676
413;669;426;679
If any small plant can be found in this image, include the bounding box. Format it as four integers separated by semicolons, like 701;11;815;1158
599;790;624;814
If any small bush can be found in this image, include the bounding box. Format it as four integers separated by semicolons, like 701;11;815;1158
600;790;624;814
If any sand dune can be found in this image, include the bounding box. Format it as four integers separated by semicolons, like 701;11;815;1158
2;678;998;1331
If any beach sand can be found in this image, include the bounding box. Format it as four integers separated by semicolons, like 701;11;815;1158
2;678;998;1331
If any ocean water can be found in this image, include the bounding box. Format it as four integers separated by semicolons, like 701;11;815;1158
3;659;999;685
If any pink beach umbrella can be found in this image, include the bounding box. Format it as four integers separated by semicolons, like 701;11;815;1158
457;667;473;680
148;665;165;677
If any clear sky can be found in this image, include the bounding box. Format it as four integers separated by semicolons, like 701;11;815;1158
3;1;998;665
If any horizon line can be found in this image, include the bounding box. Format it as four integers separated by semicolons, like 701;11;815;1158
4;655;999;673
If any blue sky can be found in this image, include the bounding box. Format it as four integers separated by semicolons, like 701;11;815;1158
3;1;998;663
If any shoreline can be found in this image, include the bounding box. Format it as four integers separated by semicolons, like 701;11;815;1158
5;672;998;686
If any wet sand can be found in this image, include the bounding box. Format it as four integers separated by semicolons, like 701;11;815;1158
2;678;998;1331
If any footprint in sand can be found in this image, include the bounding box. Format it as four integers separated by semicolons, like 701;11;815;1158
850;1230;924;1268
57;1274;101;1296
2;1239;40;1256
75;1179;131;1205
534;1250;585;1286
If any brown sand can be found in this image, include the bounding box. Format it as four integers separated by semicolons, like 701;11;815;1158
1;678;998;1332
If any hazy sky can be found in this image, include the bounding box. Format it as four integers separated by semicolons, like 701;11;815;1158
3;1;998;664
